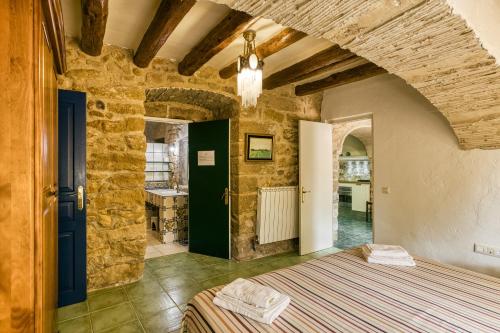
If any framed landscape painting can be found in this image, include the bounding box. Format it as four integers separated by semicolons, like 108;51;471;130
246;134;274;161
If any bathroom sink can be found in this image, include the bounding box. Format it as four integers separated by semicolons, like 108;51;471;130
146;188;188;196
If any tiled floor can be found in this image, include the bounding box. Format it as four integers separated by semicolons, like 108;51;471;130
57;247;341;333
145;230;188;259
334;206;373;249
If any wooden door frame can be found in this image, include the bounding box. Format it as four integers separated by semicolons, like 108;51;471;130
35;2;60;332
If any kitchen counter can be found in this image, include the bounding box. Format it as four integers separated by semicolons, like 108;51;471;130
338;180;371;185
339;182;370;212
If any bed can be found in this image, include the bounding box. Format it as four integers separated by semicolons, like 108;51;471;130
183;248;500;332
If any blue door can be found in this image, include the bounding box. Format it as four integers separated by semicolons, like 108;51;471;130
58;90;87;307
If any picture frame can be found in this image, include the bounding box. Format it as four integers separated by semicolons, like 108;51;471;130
245;133;274;161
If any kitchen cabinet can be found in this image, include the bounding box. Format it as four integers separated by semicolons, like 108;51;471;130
339;182;370;212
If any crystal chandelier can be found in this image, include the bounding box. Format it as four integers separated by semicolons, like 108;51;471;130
237;30;263;108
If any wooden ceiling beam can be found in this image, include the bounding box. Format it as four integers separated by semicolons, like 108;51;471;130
178;10;253;76
80;0;108;56
219;27;306;79
263;45;354;90
290;56;369;85
133;0;196;68
295;62;387;96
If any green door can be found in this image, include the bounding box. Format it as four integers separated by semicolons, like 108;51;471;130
188;119;230;259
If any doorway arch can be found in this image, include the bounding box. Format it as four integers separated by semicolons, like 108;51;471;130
331;117;373;248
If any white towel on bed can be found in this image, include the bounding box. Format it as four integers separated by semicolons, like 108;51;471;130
219;278;281;309
214;292;290;325
362;244;416;267
363;244;410;258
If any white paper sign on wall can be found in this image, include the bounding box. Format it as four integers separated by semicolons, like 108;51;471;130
198;150;215;166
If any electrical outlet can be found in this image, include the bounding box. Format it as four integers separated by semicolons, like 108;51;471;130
381;186;391;194
474;243;500;258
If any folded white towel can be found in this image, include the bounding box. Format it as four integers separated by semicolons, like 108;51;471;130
219;278;281;309
362;244;416;267
364;254;416;267
214;292;290;325
363;244;410;258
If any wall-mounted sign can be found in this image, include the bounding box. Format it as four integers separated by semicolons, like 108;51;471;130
198;150;215;166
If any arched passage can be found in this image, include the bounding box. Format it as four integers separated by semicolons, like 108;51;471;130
331;118;373;248
142;87;241;259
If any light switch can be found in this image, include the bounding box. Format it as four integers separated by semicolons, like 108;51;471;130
381;186;391;194
474;243;500;258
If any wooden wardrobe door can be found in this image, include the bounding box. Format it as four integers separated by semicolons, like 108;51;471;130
36;22;58;333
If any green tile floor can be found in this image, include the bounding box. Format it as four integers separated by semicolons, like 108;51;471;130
335;206;373;249
57;247;341;333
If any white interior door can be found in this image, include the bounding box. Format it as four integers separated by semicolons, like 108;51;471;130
299;120;333;255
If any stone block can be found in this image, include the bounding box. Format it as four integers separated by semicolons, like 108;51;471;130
125;117;144;132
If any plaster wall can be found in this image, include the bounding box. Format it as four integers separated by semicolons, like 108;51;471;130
447;0;500;64
322;74;500;277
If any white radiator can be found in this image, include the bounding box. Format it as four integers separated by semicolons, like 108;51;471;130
256;186;298;245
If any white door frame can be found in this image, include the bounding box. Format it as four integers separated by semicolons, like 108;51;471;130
145;116;193;124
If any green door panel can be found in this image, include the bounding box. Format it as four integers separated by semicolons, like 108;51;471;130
188;119;230;259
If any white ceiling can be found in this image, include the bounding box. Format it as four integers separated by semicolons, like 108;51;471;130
61;0;333;77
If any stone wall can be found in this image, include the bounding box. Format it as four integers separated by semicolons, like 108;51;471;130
58;38;322;290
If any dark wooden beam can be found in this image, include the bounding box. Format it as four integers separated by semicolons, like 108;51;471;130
295;62;387;96
80;0;108;56
263;45;354;90
41;0;67;73
219;27;306;79
178;10;253;76
134;0;196;68
291;56;369;84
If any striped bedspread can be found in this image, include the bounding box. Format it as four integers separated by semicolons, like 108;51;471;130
183;249;500;332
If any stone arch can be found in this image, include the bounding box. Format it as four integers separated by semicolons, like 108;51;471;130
144;87;240;121
212;0;500;149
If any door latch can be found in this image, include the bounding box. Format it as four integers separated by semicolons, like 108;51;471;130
221;187;230;206
77;185;84;210
301;186;311;203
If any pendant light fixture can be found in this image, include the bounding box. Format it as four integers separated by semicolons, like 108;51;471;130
237;30;263;108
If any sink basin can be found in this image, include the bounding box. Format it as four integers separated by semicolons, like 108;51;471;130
146;188;188;196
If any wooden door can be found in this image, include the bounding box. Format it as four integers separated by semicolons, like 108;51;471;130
36;19;59;333
299;120;333;255
188;120;231;259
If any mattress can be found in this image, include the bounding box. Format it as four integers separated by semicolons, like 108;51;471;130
183;249;500;332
